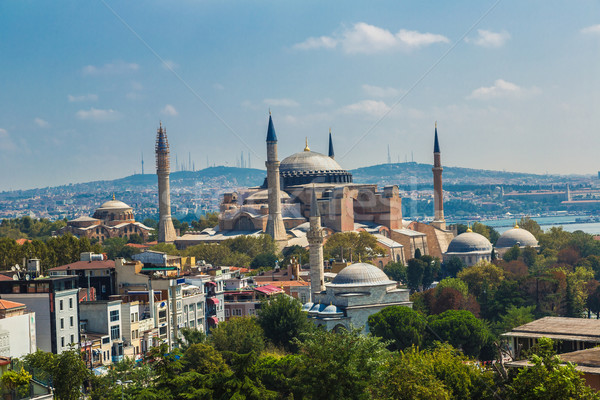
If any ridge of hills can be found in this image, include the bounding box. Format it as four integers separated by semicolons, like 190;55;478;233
0;163;586;198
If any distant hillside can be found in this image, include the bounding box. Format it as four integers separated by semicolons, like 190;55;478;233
350;162;582;188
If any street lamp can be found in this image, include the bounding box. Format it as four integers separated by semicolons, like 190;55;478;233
116;380;133;400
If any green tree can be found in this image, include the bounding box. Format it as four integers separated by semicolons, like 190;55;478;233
224;234;278;260
1;367;32;398
443;256;466;278
436;278;469;298
191;212;220;231
102;237;128;260
375;344;495;400
176;327;206;351
427;310;490;358
507;337;600;400
368;306;428;351
324;231;386;262
421;255;441;290
522;246;538;269
519;217;543;239
181;343;228;374
503;245;521;262
24;348;89;400
148;243;179;255
257;294;313;352
384;261;406;283
296;328;389;400
406;258;426;292
250;252;279;269
493;305;535;336
210;316;266;354
457;260;505;299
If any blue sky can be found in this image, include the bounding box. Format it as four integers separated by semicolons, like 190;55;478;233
1;0;599;191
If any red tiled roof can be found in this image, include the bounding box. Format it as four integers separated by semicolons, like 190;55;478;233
126;243;150;249
0;299;26;310
253;285;285;295
0;274;14;281
229;267;250;273
15;238;32;245
49;260;115;272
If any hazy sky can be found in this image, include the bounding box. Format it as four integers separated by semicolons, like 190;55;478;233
1;1;599;191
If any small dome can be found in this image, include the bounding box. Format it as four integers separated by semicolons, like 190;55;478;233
301;302;314;312
447;231;492;253
308;303;326;314
496;227;538;248
97;199;132;210
330;263;396;287
319;304;343;316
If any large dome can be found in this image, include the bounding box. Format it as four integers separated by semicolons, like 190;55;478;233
278;150;353;186
496;226;538;248
330;263;396;287
447;231;493;253
280;151;345;173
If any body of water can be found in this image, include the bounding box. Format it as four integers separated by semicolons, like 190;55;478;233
450;215;600;235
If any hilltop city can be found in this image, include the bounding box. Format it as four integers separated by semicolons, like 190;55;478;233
1;115;600;399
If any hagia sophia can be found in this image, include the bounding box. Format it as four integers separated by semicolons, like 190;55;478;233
60;114;539;289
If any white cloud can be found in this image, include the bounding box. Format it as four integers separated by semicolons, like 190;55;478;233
468;79;540;100
82;61;139;76
161;104;178;116
0;128;16;151
76;108;120;122
68;93;98;102
213;83;225;90
34;118;49;128
293;35;338;50
581;24;600;35
362;84;400;98
466;29;510;48
263;98;300;107
293;22;448;54
340;99;390;117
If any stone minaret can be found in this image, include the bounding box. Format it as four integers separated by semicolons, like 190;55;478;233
431;122;446;230
307;186;325;299
265;113;287;241
155;122;177;243
328;128;335;159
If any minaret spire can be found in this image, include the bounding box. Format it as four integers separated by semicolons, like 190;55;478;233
155;122;177;243
328;128;335;159
307;185;325;299
431;122;446;230
265;113;287;242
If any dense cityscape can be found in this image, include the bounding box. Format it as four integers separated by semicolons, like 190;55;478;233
2;2;600;400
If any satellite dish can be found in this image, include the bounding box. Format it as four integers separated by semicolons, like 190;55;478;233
15;264;21;271
25;274;30;281
10;266;15;272
12;274;18;281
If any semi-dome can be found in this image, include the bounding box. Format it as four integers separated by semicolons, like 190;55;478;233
447;231;493;253
244;189;290;204
278;150;353;186
301;302;314;312
496;226;538;248
329;262;396;287
319;304;343;317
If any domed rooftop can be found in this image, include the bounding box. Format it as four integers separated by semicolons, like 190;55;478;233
496;225;538;248
97;197;132;210
446;230;493;253
319;304;343;316
244;189;290;204
330;262;396;287
280;150;345;174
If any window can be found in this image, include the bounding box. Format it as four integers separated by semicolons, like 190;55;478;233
131;313;135;323
189;320;195;327
110;325;120;340
59;300;63;311
224;309;230;317
249;308;255;315
60;318;64;329
69;298;73;309
70;334;74;344
110;310;119;322
61;337;65;347
233;309;242;316
70;316;74;327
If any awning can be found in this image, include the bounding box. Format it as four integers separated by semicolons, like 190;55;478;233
207;297;220;305
208;316;219;325
206;281;217;286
